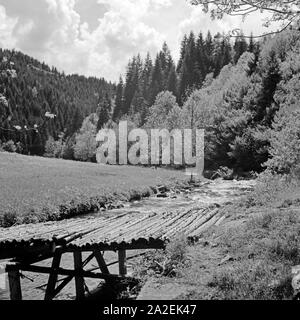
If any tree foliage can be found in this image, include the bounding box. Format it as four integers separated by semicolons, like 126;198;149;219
190;0;300;36
74;115;98;162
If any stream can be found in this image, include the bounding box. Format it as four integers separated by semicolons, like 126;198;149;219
0;178;255;300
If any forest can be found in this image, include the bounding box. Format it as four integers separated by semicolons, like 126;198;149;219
0;49;115;155
1;26;300;176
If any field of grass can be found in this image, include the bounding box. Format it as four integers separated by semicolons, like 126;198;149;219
0;152;188;227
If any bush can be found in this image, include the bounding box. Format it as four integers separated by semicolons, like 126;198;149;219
74;117;97;162
133;235;189;279
1;140;17;153
44;136;63;158
0;211;18;227
244;171;298;207
266;105;300;175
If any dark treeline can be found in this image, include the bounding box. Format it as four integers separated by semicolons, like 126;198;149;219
0;49;114;155
113;31;258;125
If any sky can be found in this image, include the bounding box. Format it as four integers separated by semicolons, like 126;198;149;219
0;0;272;82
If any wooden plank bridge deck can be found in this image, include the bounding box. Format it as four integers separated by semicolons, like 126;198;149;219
0;204;222;300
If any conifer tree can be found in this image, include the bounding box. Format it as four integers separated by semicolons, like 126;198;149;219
166;64;178;98
233;34;248;64
113;76;124;121
149;55;164;106
97;93;111;130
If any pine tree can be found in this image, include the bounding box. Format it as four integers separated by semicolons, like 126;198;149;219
141;53;153;103
204;31;214;73
158;42;174;90
177;35;188;73
123;58;136;114
233;33;248;64
97;93;111;130
166;64;178;98
213;34;232;76
67;106;83;136
248;33;255;53
113;76;124;121
177;32;198;103
195;32;206;84
123;55;142;114
149;55;164;106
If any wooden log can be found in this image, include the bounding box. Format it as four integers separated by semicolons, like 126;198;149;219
6;264;22;300
118;250;127;276
72;214;133;245
154;208;204;238
190;212;223;236
183;208;219;236
73;251;85;300
44;249;62;300
108;214;155;242
151;209;198;238
120;215;165;243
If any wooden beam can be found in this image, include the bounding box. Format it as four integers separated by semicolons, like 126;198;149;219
73;251;85;300
6;264;22;301
64;241;166;252
35;252;95;294
44;249;62;300
118;250;127;276
93;250;110;275
16;264;130;281
52;275;73;297
0;244;54;261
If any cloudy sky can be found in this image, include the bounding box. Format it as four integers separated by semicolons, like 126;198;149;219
0;0;271;82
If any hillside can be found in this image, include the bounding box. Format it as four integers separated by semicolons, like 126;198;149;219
0;49;115;155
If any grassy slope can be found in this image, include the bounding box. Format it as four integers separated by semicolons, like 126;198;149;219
0;152;187;226
133;174;300;300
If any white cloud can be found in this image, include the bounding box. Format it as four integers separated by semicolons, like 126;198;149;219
0;0;272;81
0;5;17;48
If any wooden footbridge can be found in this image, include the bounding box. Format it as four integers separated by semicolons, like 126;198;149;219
0;203;224;300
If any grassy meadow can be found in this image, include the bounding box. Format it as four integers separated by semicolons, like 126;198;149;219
0;152;187;227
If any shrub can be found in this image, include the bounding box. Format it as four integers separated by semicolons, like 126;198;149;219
0;211;18;227
133;236;189;279
74;117;97;162
44;136;63;158
244;171;297;207
1;140;17;153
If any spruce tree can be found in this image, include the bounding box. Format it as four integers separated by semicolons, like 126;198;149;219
113;76;124;121
149;55;163;106
97;93;111;130
195;32;206;84
177;34;188;73
233;34;248;64
166;64;178;98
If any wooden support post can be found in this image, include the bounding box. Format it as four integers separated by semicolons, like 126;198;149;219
6;264;22;301
44;249;62;301
118;250;127;277
73;251;85;300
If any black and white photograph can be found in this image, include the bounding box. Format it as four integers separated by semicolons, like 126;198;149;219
0;0;300;310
